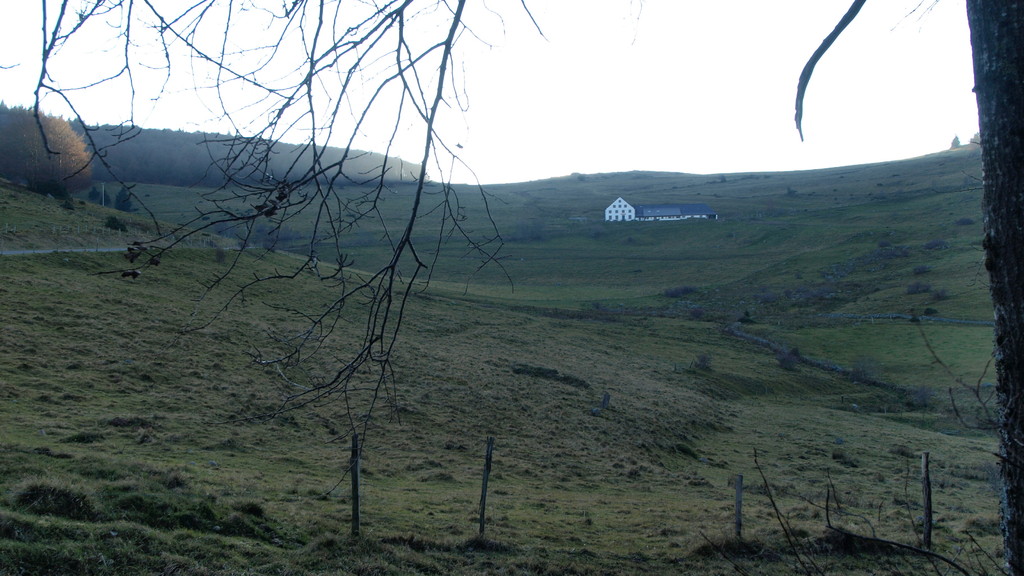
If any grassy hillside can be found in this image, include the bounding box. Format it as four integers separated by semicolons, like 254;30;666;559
0;148;1004;575
104;145;986;306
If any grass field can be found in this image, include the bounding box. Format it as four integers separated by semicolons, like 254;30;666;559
0;145;1005;574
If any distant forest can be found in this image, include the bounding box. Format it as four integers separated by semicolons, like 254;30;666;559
82;125;421;187
0;103;91;196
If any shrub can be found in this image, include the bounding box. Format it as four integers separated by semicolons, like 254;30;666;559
108;491;217;530
923;239;949;250
104;215;128;231
511;364;557;379
107;415;153;428
775;348;801;370
232;501;266;518
785;284;835;302
61;431;104;444
913;265;932;275
889;445;915;458
863;245;912;265
831;449;859;468
14;479;96;520
850;357;880;383
910;386;935;408
663;285;696;298
906;281;932;295
932;288;950;301
688;307;706;320
873;244;910;259
510;363;590;388
955;217;975;225
555;373;590;389
964;515;1001;536
160;469;189;489
692;353;713;370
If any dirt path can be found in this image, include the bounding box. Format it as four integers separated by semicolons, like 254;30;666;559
0;247;124;256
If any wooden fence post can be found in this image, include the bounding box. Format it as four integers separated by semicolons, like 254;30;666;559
734;474;744;539
479;436;495;535
601;392;611;410
922;451;932;549
350;433;361;537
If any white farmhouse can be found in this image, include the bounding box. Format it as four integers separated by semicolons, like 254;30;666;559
604;198;717;222
604;197;636;221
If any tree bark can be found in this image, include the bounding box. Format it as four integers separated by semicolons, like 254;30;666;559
967;1;1024;574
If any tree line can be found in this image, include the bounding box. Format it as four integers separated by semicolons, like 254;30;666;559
0;102;91;197
0;103;420;202
83;125;420;189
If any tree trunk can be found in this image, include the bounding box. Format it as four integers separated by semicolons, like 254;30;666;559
967;2;1024;574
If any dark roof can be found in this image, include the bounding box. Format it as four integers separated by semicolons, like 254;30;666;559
634;203;717;217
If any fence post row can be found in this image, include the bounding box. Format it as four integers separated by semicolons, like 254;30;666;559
338;442;941;548
479;436;495;535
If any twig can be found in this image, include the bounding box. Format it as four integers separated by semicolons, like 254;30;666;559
754;449;825;575
823;524;974;576
697;532;755;576
825;483;975;576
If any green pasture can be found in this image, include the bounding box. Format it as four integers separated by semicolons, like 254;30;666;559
1;145;1006;574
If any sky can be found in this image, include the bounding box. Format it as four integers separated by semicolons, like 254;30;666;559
0;1;979;185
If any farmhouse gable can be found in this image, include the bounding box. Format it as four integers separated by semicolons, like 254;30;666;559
604;197;635;221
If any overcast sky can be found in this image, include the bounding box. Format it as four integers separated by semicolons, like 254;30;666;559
1;1;978;185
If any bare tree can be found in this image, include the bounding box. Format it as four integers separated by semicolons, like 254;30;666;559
31;0;508;437
798;1;1024;573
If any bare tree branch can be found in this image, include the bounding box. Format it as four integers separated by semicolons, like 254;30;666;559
754;449;826;576
915;323;998;429
824;483;977;576
795;0;867;141
32;0;514;439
